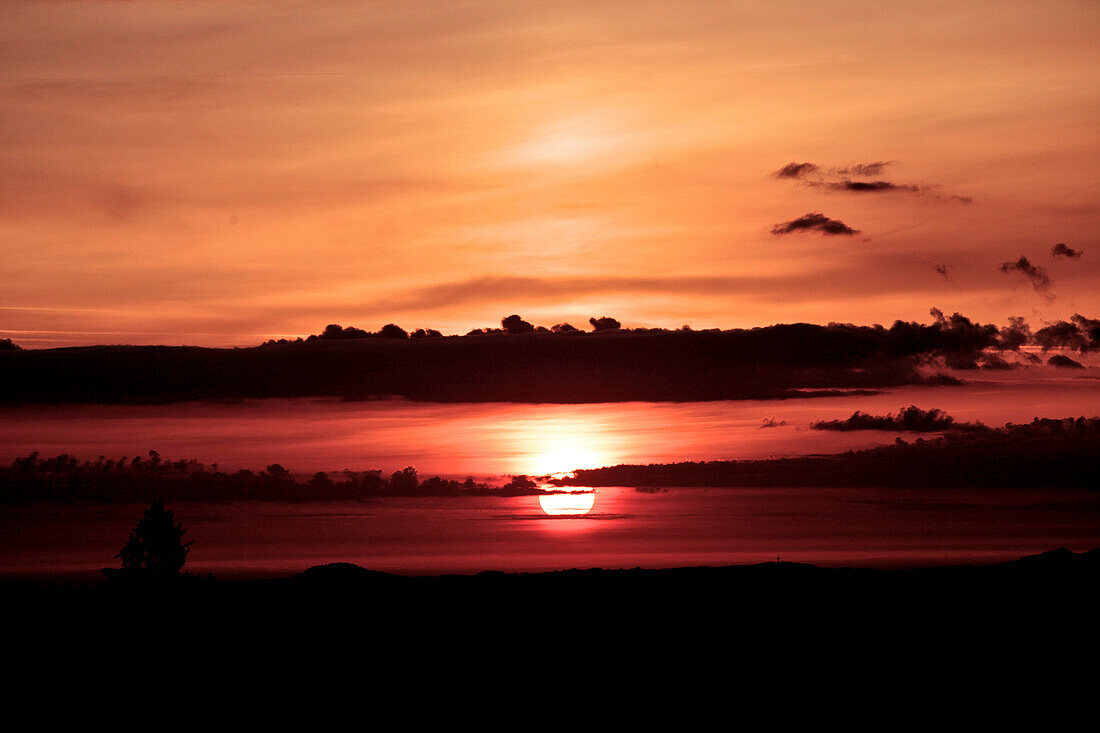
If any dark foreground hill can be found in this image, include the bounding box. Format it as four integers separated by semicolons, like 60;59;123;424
0;325;955;403
4;549;1096;666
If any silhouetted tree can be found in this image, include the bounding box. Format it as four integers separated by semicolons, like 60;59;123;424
309;324;371;341
589;316;621;331
390;466;419;494
500;475;539;495
379;323;408;339
116;501;192;578
551;323;578;332
410;328;443;338
0;338;21;351
501;315;535;334
309;471;335;490
266;463;290;477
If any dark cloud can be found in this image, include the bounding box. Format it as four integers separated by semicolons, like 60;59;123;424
771;212;859;236
760;417;787;428
773;162;819;178
933;263;953;281
999;256;1054;300
1051;243;1082;259
824;180;919;193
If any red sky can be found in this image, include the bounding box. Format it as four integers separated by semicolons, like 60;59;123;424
2;0;1098;347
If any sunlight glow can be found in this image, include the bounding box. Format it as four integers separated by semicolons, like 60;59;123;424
528;444;605;477
504;113;627;169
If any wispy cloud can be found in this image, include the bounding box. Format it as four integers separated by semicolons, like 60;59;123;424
999;256;1054;301
771;161;971;203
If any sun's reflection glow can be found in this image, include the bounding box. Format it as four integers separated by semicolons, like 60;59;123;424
538;489;596;516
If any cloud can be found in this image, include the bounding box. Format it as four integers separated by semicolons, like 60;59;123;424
770;212;859;236
823;180;919;193
1051;242;1082;259
999;256;1054;300
835;162;890;176
773;162;819;179
772;161;886;179
933;263;953;281
771;161;970;202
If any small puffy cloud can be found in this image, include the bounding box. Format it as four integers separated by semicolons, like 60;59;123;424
771;212;859;236
1051;243;1082;259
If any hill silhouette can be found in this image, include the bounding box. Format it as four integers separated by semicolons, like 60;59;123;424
0;322;955;404
5;549;1096;662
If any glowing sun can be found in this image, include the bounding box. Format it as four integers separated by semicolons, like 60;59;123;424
538;490;597;516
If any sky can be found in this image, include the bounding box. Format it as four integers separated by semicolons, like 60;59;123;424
2;0;1098;347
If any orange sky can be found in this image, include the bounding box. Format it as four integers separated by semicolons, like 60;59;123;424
2;0;1098;347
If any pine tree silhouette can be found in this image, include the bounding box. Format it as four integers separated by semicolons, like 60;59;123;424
116;500;192;578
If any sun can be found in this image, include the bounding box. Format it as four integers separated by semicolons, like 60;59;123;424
538;490;596;516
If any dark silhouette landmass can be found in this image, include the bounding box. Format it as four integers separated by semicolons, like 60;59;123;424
810;405;985;432
7;416;1098;503
559;417;1100;489
1048;354;1086;369
2;310;1093;404
5;549;1096;660
0;451;551;504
